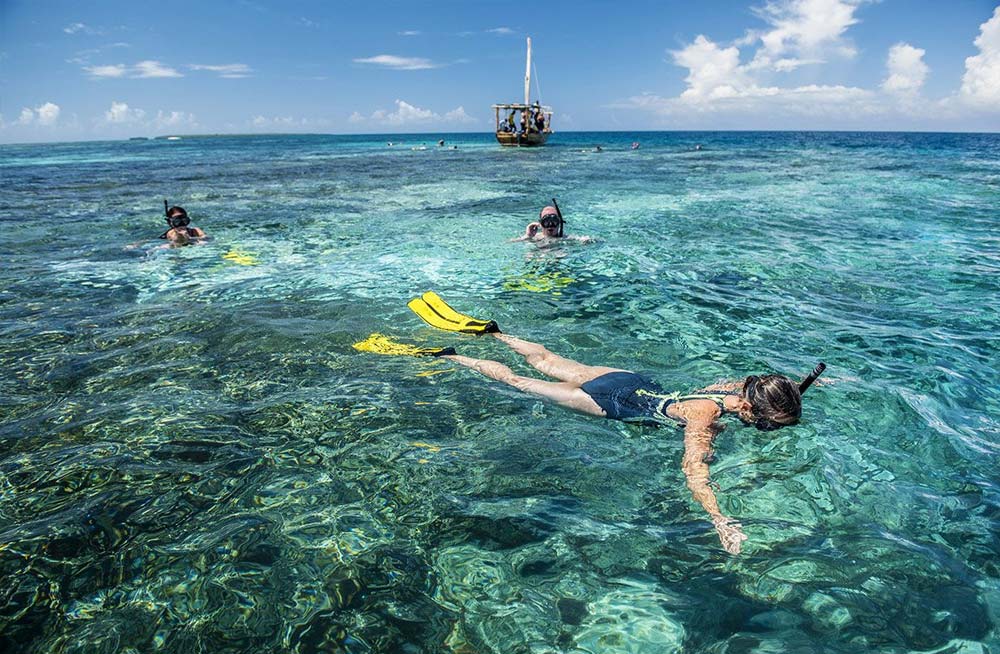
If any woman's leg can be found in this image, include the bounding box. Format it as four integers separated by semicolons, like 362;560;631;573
442;354;607;417
491;333;625;385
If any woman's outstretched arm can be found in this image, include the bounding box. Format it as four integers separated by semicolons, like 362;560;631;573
681;416;747;554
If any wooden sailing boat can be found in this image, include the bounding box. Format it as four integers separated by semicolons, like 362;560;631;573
492;37;552;147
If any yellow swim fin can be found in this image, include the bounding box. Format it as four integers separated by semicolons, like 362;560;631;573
222;249;259;265
407;291;500;334
353;333;455;357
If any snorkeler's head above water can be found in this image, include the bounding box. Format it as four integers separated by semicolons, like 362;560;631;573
539;205;563;236
738;363;825;431
165;203;190;229
738;374;802;431
159;200;206;245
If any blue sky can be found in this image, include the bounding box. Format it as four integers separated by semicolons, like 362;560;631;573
1;0;998;143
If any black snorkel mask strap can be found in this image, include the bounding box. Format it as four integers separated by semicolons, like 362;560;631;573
798;362;826;394
551;197;565;237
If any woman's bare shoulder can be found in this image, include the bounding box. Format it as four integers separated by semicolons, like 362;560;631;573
669;397;722;425
697;380;742;393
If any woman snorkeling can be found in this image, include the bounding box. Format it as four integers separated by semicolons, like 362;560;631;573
160;201;206;246
369;292;826;554
511;199;594;243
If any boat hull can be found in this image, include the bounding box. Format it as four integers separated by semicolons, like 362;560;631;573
496;131;550;147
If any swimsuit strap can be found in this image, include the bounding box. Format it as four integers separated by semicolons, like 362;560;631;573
627;388;682;425
675;390;739;411
648;389;739;424
625;386;739;426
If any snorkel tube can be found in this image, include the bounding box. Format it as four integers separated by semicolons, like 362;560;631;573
551;197;565;237
158;199;171;239
798;362;826;394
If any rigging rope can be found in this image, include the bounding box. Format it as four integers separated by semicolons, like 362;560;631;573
533;62;544;105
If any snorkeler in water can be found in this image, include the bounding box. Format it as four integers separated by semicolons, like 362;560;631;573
364;292;826;554
512;199;593;243
160;201;206;246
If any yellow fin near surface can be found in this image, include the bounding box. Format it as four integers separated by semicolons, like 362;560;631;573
352;333;455;357
502;271;575;294
223;249;259;266
407;291;501;334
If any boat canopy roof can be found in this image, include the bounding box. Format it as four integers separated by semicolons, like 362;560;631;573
492;103;553;112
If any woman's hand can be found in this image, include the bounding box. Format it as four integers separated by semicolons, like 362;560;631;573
712;515;748;554
167;229;191;246
525;222;541;238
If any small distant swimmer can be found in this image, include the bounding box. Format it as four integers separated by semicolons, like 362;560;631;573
512;199;594;243
594;145;603;152
695;144;703;151
631;141;640;150
438;139;445;146
387;141;394;146
160;201;206;246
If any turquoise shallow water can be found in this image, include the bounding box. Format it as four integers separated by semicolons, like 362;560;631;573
1;131;999;653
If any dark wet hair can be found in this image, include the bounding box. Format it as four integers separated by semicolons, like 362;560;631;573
165;205;190;228
742;374;802;431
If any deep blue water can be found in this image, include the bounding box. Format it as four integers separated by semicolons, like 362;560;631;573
1;131;999;653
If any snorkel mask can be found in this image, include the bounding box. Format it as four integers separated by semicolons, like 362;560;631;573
540;198;565;236
164;199;191;229
742;362;826;431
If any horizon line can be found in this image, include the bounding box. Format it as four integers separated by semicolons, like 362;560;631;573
3;128;999;147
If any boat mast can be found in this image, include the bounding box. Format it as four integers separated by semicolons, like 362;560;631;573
524;37;532;105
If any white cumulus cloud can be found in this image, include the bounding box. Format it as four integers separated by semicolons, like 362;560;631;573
673;35;749;101
36;103;61;125
444;106;475;123
960;7;1000;108
16;102;61;126
610;0;908;126
748;0;861;71
351;100;477;127
382;100;434;123
882;43;928;96
99;102;197;131
154;110;196;129
104;101;146;124
353;55;439;70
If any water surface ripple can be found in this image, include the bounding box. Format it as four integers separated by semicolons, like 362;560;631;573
2;132;999;653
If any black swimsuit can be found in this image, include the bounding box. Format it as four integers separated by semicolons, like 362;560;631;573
580;371;736;426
